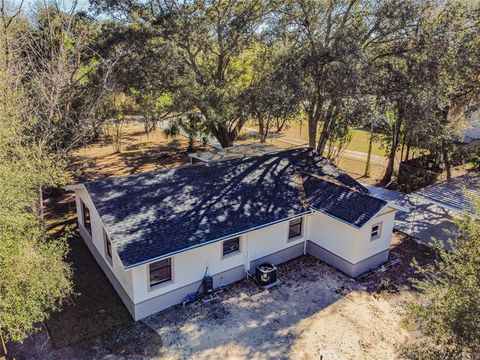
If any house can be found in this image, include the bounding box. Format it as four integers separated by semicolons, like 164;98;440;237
461;99;480;144
67;148;404;320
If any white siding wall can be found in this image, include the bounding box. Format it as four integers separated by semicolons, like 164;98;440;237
307;208;395;264
131;238;247;303
132;215;308;304
246;217;307;263
74;188;134;299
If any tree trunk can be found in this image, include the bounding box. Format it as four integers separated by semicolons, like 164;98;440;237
276;118;288;133
443;149;452;180
381;115;402;185
400;130;407;162
364;121;374;177
316;121;330;155
215;125;234;148
316;102;336;155
188;136;195;153
405;140;411;161
308;114;317;149
258;118;267;143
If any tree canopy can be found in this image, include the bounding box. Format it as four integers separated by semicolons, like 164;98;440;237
404;196;480;359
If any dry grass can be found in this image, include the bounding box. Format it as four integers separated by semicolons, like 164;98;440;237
337;157;386;185
70;123;210;182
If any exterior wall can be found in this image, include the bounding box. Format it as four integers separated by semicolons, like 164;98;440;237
131;215;309;304
74;188;134;301
131;236;248;304
307;208;395;275
462;104;480;143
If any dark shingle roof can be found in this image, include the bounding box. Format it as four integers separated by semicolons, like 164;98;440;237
303;174;387;226
84;148;387;268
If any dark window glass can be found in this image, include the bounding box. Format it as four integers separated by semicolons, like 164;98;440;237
82;201;91;235
104;230;112;260
223;237;240;256
371;224;381;240
288;218;302;239
149;258;172;287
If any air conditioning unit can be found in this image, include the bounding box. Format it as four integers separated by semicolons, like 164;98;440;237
256;263;278;287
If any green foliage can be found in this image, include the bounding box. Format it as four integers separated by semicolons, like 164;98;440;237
164;114;208;152
0;65;72;343
403;196;480;359
469;155;480;171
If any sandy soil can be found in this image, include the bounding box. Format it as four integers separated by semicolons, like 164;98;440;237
8;231;428;360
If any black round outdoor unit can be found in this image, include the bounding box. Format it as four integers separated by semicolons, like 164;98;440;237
256;263;277;286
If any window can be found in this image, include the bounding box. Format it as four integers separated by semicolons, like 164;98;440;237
149;258;172;287
288;218;303;240
222;237;240;256
104;229;112;263
82;201;91;235
371;223;382;241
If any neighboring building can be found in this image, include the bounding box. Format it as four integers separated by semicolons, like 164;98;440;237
460;99;480;144
67;148;404;320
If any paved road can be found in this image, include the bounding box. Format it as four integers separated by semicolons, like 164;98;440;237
365;185;458;246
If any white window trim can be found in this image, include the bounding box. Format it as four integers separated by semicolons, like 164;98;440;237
287;217;304;242
221;236;242;259
370;222;382;241
148;257;175;291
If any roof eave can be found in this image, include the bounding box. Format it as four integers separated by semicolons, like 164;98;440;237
65;184;85;191
121;209;313;270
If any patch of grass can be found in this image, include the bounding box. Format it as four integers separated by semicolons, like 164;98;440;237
348;129;385;156
70;124;210;182
245;120;387;156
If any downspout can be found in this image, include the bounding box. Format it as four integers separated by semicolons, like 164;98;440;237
303;213;310;255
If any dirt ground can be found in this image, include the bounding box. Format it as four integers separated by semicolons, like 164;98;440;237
70;123;210;182
9;232;433;360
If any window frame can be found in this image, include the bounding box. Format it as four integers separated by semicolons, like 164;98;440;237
370;222;382;241
81;200;91;235
103;229;113;265
148;258;173;289
288;217;303;241
222;237;241;258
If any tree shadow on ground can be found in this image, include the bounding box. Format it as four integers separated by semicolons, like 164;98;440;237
44;230;133;349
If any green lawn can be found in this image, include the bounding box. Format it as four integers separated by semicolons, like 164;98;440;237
246;119;387;157
348;129;386;156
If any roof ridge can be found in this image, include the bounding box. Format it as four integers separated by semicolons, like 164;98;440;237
301;171;366;193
